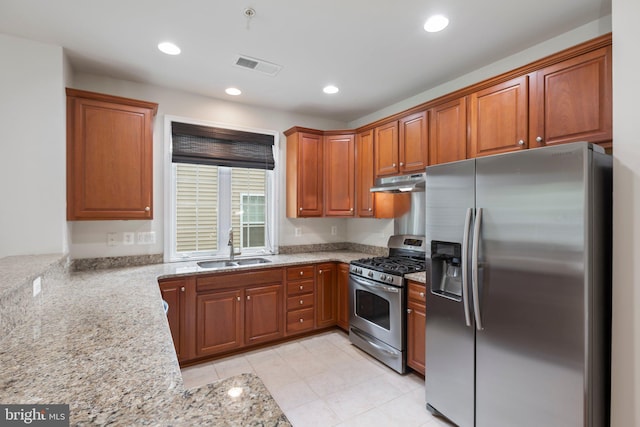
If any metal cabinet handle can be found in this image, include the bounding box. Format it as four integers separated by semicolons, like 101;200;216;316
407;308;413;314
145;206;150;212
419;292;425;298
400;162;404;166
247;295;251;300
350;208;353;212
299;318;304;323
392;163;396;167
299;285;304;290
299;207;303;212
518;140;525;146
299;300;304;305
368;208;372;212
180;287;185;292
236;296;240;302
536;136;543;143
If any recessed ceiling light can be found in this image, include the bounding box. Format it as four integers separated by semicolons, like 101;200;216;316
323;85;339;94
225;87;242;96
158;42;181;55
424;15;449;33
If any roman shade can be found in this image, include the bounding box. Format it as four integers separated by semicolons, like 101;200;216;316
171;122;275;170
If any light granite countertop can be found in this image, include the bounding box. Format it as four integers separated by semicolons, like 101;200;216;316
0;251;366;425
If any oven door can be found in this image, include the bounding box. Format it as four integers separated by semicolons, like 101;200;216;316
349;273;404;350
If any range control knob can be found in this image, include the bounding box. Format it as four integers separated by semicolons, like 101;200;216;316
368;271;374;278
387;276;395;283
380;274;387;281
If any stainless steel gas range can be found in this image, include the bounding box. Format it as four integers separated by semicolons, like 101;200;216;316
349;235;427;374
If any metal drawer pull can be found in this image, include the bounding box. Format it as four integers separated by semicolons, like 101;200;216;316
299;318;304;323
181;287;185;292
299;285;304;290
300;300;304;305
419;292;425;298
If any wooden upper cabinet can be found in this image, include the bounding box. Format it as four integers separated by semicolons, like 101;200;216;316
469;76;529;157
324;134;355;217
356;130;376;217
429;97;467;165
66;88;157;220
530;45;612;148
286;128;323;217
374;121;400;177
399;111;429;172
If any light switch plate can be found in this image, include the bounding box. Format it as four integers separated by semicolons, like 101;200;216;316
123;232;135;245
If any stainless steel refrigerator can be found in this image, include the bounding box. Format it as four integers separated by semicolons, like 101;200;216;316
424;142;611;427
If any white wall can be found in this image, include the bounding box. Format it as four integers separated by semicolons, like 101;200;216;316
349;16;612;128
0;34;67;258
610;0;639;425
68;74;352;258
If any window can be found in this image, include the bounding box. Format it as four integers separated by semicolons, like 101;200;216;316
166;118;278;261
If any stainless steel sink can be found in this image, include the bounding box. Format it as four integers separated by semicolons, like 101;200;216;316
197;257;271;269
234;257;271;266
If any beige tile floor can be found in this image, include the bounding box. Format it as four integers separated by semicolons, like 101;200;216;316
181;331;455;427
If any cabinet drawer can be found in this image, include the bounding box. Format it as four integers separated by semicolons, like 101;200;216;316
286;279;315;296
286;308;315;333
287;293;314;310
408;281;427;303
287;265;315;280
197;268;283;292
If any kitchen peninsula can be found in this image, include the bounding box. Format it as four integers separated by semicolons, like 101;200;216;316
0;251;369;425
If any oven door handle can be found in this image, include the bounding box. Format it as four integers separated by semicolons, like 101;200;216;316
350;328;401;357
350;275;400;293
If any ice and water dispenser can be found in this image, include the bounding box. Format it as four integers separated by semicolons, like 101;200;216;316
431;241;463;300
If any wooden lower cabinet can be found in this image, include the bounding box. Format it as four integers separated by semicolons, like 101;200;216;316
285;265;316;335
163;262;351;365
159;277;190;361
196;289;243;356
406;280;426;375
316;263;337;328
337;263;350;331
245;284;283;345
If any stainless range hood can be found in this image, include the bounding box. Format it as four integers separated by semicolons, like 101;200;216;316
370;172;426;193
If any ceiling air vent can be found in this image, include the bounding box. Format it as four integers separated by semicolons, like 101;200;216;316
234;55;282;76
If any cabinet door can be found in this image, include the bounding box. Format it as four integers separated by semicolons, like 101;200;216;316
66;90;156;220
336;263;350;331
297;132;324;217
429;97;467;165
399;111;429;173
316;263;337;328
245;284;283;345
159;279;186;360
356;130;376;217
324;134;355;217
196;289;243;356
374;121;400;177
469;76;528;157
530;46;612;147
407;299;426;375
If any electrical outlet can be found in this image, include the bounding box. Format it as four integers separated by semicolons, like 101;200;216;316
107;232;118;246
137;231;157;245
123;232;135;245
294;227;302;237
33;276;42;297
331;226;337;236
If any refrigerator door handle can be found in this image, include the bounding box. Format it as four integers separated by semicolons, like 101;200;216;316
462;207;473;327
472;207;484;330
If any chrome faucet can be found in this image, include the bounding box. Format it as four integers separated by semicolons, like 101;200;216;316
228;228;241;261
